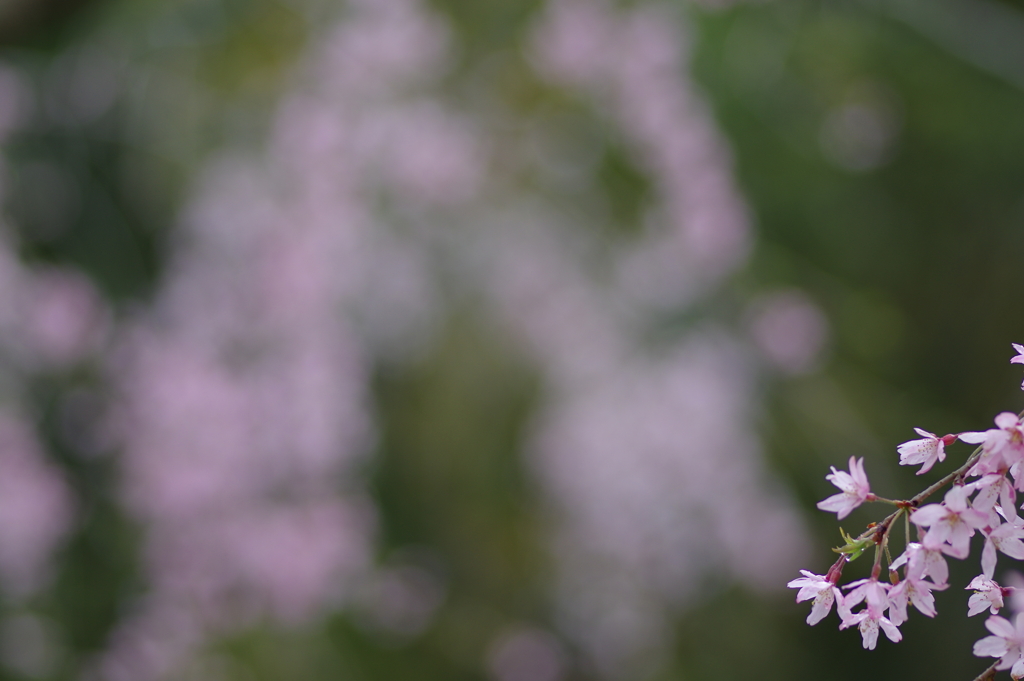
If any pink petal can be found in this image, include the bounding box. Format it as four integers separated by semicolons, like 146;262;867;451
974;482;1000;513
949;524;976;557
1000;538;1024;561
969;592;993;617
849;456;869;491
963;508;992;530
860;620;879;650
996;412;1020;430
986;615;1016;639
816;493;859;519
939;537;969;560
975;635;1011;658
983;540;997;579
924;551;950;585
960;431;990;445
945;485;972;512
916;454;938;475
794;585;821;602
1013;612;1024;636
910;504;946;527
826;468;855;493
807;591;834;625
909;586;937;618
879;617;902;643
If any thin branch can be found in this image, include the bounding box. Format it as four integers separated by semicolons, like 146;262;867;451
971;659;1000;681
855;442;983;543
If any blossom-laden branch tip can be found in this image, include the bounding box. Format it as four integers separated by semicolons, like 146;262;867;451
795;346;1024;677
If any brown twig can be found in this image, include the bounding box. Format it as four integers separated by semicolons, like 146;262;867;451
971;659;1000;681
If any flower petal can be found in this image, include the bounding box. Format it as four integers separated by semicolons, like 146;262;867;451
997;412;1020;430
879;617;902;643
983;539;997;579
975;635;1010;658
910;504;946;527
960;431;990;445
1012;655;1024;680
986;615;1016;639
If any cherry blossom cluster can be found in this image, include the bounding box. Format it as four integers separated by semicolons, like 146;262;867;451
789;344;1024;679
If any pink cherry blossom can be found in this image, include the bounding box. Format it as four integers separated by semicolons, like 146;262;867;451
890;537;952;587
981;521;1024;579
839;602;902;650
887;542;946;626
967;575;1006;617
787;570;843;625
842;577;891;614
897;428;953;475
971;474;1018;522
816;456;872;520
839;577;899;649
961;413;1024;479
910;485;989;558
888;575;944;625
974;613;1024;678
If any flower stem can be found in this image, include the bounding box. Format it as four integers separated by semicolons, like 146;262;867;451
855;443;985;543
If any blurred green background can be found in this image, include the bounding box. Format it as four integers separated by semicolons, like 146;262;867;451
1;0;1024;680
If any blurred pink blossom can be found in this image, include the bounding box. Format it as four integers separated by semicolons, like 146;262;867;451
486;626;568;681
0;412;73;597
71;0;815;678
500;2;810;676
748;290;828;374
96;0;473;676
23;267;107;365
